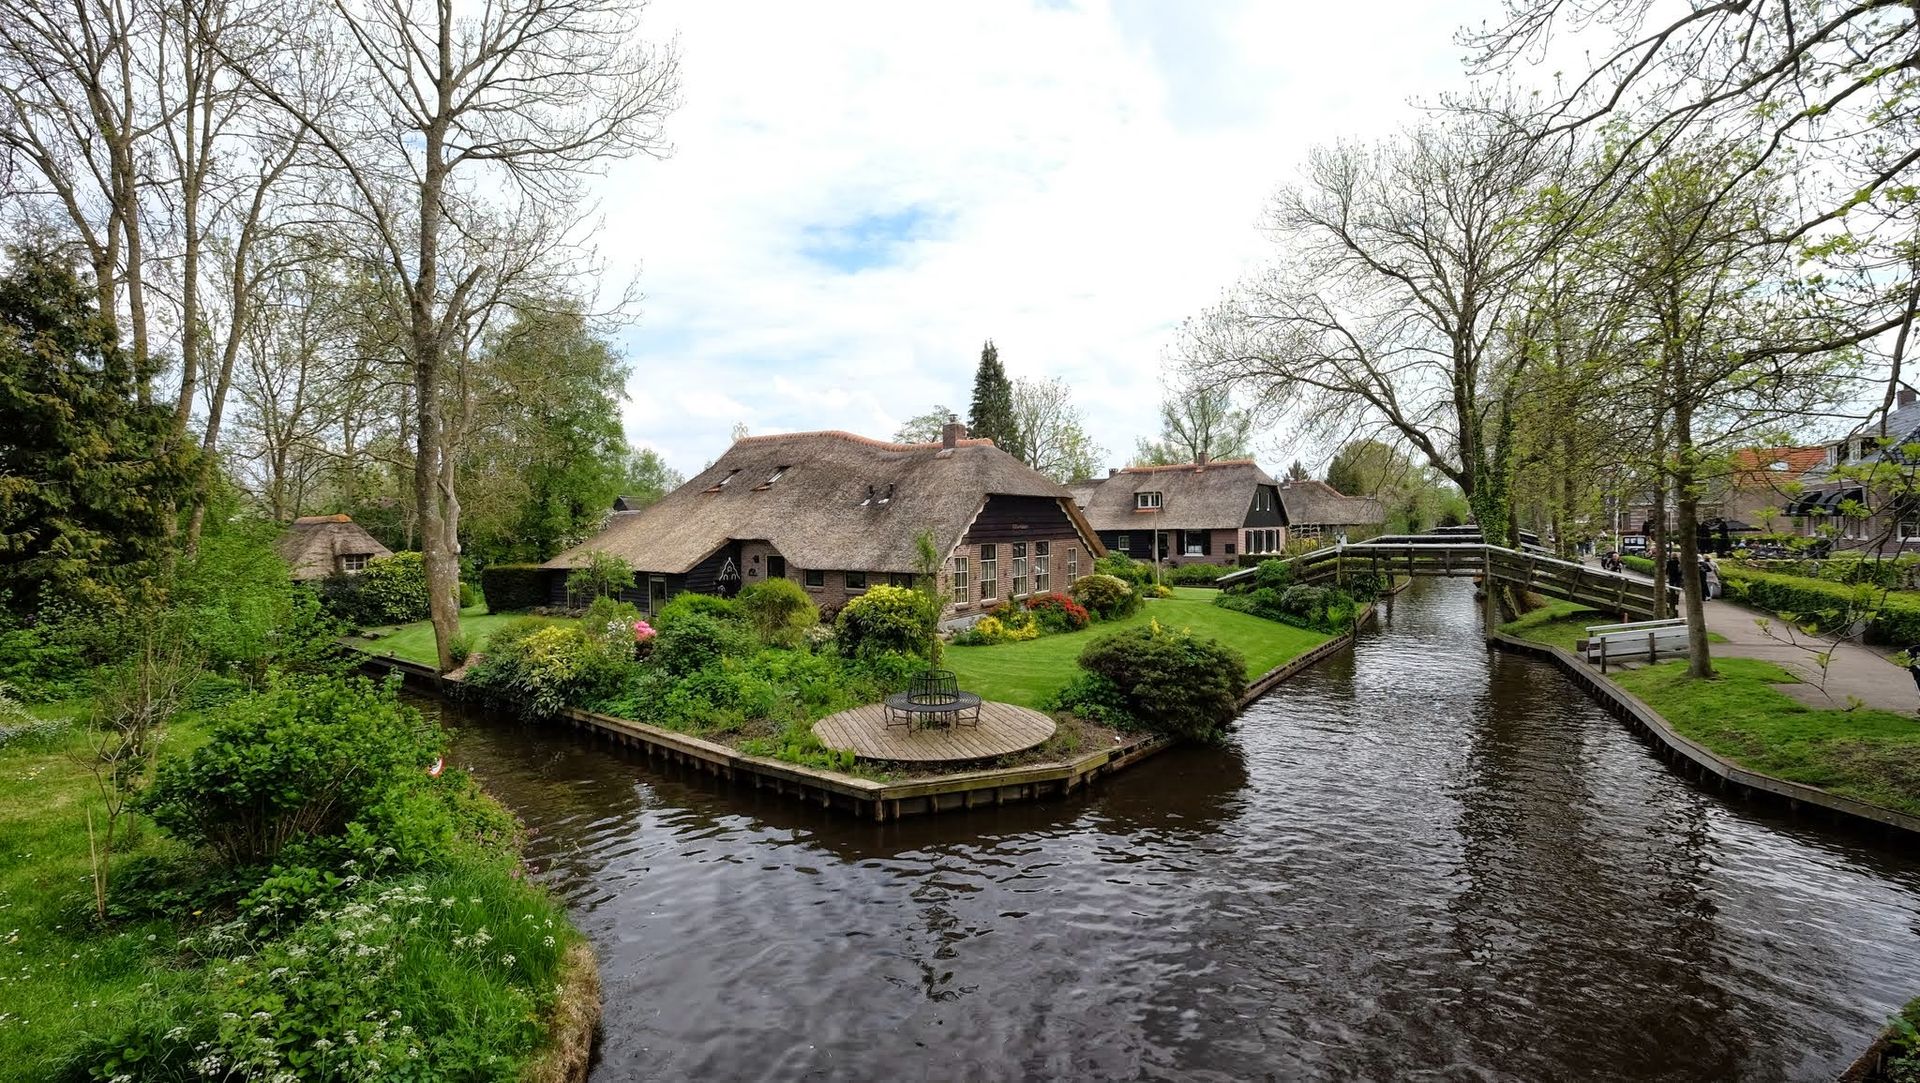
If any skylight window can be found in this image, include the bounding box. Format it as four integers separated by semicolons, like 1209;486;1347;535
767;466;788;485
719;469;740;486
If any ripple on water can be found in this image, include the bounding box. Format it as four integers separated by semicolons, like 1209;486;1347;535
429;579;1920;1082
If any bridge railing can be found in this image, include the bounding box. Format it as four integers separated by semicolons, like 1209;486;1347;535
1218;541;1661;618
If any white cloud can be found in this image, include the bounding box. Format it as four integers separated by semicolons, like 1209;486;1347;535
597;0;1499;475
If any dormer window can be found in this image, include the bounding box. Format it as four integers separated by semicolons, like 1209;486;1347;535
754;466;788;491
707;468;743;493
859;483;894;506
1136;491;1162;510
879;484;894;505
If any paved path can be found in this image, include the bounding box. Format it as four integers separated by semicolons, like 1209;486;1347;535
1580;561;1920;713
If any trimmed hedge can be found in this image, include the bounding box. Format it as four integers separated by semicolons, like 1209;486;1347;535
480;563;549;612
1717;564;1920;646
1163;563;1233;586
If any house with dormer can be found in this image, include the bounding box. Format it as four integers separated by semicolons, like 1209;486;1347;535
543;422;1105;619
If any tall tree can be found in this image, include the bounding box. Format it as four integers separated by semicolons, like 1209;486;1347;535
1134;382;1254;465
622;447;683;507
968;339;1021;459
225;0;680;670
1184;106;1570;552
0;249;196;612
1009;376;1104;482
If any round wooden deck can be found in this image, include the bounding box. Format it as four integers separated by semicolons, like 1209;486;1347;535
811;700;1056;764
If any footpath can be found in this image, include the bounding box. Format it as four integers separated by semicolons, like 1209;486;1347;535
1585;560;1919;713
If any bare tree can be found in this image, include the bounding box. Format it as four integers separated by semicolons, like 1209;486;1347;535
1134;380;1254;465
1185;106;1570;546
1009;376;1104;482
222;0;679;669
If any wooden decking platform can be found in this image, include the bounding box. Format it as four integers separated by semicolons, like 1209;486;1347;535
812;700;1056;764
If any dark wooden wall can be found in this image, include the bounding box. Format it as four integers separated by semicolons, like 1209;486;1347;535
962;495;1078;545
1244;485;1286;528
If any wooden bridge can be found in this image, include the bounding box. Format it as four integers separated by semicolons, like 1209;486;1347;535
1217;531;1663;620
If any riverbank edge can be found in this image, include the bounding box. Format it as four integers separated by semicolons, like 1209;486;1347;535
356;607;1365;823
1488;632;1920;842
522;940;601;1083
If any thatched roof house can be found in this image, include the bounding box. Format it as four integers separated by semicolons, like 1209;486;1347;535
1069;459;1288;565
1274;480;1386;539
275;514;392;581
1068;462;1387;565
545;423;1104;617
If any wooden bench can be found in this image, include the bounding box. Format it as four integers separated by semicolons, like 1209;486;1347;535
1582;617;1689;672
883;670;982;729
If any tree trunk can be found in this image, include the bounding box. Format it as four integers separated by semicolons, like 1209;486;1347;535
413;81;462;672
1673;401;1715;678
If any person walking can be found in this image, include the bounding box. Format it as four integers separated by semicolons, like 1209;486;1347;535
1702;554;1722;600
1665;551;1684;613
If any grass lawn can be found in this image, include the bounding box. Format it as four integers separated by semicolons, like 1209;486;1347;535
1612;656;1920;818
1500;600;1726;653
945;586;1333;710
0;704;204;1078
354;607;567;667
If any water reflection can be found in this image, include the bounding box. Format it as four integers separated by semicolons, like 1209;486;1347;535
419;579;1920;1081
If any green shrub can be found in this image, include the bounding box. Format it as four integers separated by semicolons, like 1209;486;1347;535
584;595;644;642
1063;621;1246;740
1622;554;1656;575
835;584;925;658
650;612;757;677
654;591;743;627
1164;562;1232;585
738;577;821;647
318;551;432;625
466;619;637;717
1146;582;1173;598
1093;552;1152;586
480;562;549;612
1214;582;1357;632
565;550;635;601
140;676;441;868
1714;563;1920;645
1070;573;1140;621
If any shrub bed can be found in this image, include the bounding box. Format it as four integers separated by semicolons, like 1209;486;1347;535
317;551;432;626
1071;573;1141;621
1050;621;1247;741
1163;562;1233;585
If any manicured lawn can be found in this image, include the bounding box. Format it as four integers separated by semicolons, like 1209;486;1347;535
946;587;1333;709
355;609;567;667
1500;600;1726;653
1612;656;1920;817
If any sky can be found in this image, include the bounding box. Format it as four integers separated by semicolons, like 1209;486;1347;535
593;0;1499;476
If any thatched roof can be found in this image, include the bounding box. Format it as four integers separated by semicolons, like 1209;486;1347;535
1072;460;1277;532
275;514;393;581
544;430;1101;575
1276;480;1385;527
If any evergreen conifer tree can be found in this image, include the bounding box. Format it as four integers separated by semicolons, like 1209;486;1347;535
967;340;1023;459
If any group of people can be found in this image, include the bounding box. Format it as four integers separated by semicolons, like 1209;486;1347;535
1663;552;1722;610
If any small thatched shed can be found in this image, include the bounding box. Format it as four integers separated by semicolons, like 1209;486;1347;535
276;514;393;581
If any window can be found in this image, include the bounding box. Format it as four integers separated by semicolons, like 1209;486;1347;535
951;557;970;603
1901;520;1920;541
979;545;998;600
1067;547;1079;579
845;570;867;590
1136;491;1161;510
1225;542;1236;556
1012;542;1029;596
340;553;371;572
804;569;825;588
719;469;740;486
649;576;667;616
1034;542;1050;593
1184;534;1203;556
1115;533;1130;552
756;466;788;489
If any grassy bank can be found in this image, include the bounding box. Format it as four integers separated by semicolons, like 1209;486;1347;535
354;608;566;667
0;693;585;1080
947;587;1333;709
1612;657;1920;818
1499;601;1727;653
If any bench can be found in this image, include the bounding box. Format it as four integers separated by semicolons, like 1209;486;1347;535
884;669;982;729
1582;617;1689;672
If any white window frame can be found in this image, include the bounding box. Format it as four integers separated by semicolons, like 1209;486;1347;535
341;553;371;573
1066;546;1079;580
1034;541;1050;593
980;545;998;600
1012;542;1029;597
1115;533;1129;552
1184;533;1203;557
951;556;970;603
1136;491;1161;510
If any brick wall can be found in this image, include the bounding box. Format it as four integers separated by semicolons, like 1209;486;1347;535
942;533;1088;617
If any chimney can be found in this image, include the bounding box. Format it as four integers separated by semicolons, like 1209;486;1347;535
1901;387;1917;408
1108;467;1120;478
941;417;968;449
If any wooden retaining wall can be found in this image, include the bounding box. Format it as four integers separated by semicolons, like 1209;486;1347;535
359;611;1366;823
1489;633;1920;843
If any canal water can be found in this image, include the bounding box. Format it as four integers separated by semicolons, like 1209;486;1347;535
432;578;1920;1081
